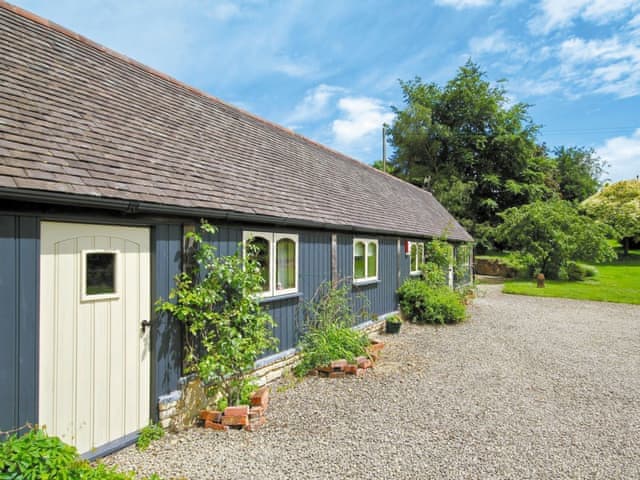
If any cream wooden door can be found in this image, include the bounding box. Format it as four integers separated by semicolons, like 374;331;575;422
39;222;150;454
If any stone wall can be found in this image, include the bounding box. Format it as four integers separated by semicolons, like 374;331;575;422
475;258;516;277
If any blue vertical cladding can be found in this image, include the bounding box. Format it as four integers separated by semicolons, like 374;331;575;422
205;224;331;353
337;234;399;321
0;215;39;433
151;224;183;409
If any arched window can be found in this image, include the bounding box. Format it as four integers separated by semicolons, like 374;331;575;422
367;242;377;278
244;231;298;297
276;236;296;293
246;235;270;293
354;241;366;279
353;238;378;282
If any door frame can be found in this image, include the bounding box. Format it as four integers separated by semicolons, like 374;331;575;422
38;220;153;457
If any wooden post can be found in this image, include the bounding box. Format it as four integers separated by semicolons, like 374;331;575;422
536;273;545;288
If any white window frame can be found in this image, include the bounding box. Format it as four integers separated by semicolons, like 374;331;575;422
408;241;425;275
243;231;299;298
81;249;121;302
353;238;379;284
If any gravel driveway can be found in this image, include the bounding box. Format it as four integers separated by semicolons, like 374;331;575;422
107;285;640;479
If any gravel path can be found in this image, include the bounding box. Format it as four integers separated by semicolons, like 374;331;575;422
106;285;640;479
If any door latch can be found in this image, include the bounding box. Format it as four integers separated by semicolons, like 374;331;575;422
141;320;152;333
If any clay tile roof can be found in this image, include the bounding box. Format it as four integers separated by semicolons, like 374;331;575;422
0;2;472;242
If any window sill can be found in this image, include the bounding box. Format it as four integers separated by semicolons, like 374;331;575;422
352;278;380;287
259;292;303;304
409;271;422;277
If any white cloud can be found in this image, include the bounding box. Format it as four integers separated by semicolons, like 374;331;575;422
529;0;637;34
272;57;317;78
596;129;640;181
332;97;394;147
556;36;640;98
207;2;241;21
435;0;493;8
285;84;345;125
469;30;511;54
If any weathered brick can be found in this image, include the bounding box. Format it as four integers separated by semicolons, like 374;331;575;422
244;416;266;432
368;341;385;353
205;420;228;431
200;410;222;423
330;359;348;370
249;406;264;419
224;405;249;417
357;358;373;369
221;415;249;426
344;365;358;374
317;366;334;374
250;387;269;410
329;371;346;378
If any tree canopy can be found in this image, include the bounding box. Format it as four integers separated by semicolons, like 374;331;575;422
495;200;616;279
385;60;606;249
581;179;640;254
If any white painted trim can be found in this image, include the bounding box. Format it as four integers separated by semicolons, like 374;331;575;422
408;241;425;275
353;238;379;284
274;233;299;296
80;249;121;302
243;230;299;298
243;230;272;297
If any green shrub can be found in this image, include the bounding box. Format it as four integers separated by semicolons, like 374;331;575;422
294;323;369;376
136;423;165;451
397;280;466;324
566;261;584;281
0;428;163;479
294;281;371;376
419;262;448;287
386;314;402;324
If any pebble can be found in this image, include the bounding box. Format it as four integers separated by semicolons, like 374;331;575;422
105;285;640;479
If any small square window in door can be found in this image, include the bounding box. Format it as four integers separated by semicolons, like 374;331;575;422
85;252;117;296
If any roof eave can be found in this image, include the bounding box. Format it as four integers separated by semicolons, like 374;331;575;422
0;188;474;242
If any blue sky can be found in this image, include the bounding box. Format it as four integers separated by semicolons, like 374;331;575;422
11;0;640;181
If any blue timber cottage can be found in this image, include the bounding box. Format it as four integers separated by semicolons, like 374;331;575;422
0;2;472;456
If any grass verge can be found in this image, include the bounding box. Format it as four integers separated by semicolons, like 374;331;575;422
502;250;640;305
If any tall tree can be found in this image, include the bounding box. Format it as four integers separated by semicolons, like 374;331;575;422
581;179;640;255
388;61;554;247
553;146;607;202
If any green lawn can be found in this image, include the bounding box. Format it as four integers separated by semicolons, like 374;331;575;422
502;250;640;305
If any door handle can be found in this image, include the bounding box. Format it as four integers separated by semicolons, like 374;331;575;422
141;320;151;333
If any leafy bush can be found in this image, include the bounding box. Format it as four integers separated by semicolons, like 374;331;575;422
156;221;277;406
397;280;466;324
136;423;165;451
294;323;369;376
0;428;162;479
420;262;447;287
294;281;371;376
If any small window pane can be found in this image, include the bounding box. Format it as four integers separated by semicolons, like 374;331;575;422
410;243;417;272
354;241;365;279
367;242;377;278
276;238;295;290
247;237;270;292
86;253;116;295
417;244;424;268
